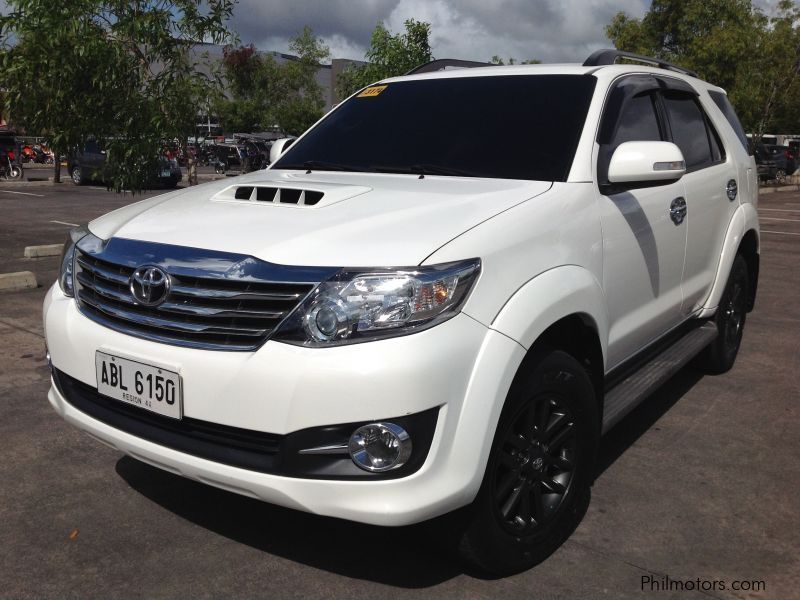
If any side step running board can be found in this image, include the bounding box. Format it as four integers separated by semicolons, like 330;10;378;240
602;322;718;434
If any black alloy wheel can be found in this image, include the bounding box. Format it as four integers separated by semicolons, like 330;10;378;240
457;349;598;576
694;254;749;374
493;394;577;535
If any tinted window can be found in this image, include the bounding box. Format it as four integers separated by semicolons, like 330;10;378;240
709;91;750;154
663;92;713;170
707;116;725;163
611;92;662;146
275;75;597;181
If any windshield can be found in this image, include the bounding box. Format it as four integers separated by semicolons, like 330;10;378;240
274;74;596;181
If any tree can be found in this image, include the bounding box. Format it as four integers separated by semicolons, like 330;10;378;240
0;0;235;191
605;0;800;137
335;20;433;99
489;56;541;65
215;27;330;136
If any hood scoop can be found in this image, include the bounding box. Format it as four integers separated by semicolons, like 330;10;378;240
212;182;372;208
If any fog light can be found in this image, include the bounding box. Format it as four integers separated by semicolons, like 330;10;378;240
348;423;412;472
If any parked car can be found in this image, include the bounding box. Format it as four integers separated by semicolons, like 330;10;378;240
45;50;759;576
68;139;182;187
753;143;796;183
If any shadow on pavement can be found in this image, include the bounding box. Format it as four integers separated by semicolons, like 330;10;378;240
115;456;463;588
595;367;705;478
115;366;706;586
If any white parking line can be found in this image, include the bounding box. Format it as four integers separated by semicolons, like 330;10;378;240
762;230;800;236
0;189;45;197
759;217;800;222
50;220;80;227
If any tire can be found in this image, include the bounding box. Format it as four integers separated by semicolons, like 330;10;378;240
9;164;23;180
457;349;599;576
71;166;85;185
694;255;748;374
775;169;786;184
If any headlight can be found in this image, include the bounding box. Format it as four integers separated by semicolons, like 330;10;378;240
58;225;104;297
58;225;90;296
273;258;480;346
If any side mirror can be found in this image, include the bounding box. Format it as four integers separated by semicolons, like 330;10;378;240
608;141;686;184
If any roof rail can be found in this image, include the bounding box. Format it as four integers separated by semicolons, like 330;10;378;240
583;49;698;78
405;59;494;75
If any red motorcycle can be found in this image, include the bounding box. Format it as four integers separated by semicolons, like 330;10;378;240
0;149;24;180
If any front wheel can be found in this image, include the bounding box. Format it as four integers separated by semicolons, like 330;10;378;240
9;164;23;180
71;166;85;185
694;255;748;374
458;349;598;576
775;169;787;184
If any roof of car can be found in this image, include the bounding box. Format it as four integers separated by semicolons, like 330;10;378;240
383;62;726;98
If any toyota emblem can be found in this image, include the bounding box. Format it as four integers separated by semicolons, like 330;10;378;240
130;266;170;306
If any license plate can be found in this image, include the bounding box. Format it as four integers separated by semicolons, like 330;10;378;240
95;351;182;419
160;169;171;178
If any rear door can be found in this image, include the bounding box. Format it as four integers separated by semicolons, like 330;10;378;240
660;89;739;314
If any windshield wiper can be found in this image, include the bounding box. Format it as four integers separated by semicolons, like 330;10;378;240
276;160;364;173
371;164;480;178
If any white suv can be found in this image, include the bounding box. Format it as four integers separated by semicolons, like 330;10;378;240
44;50;759;575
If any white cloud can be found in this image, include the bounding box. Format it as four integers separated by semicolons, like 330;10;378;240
231;0;652;63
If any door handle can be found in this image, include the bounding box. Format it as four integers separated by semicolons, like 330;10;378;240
669;197;687;225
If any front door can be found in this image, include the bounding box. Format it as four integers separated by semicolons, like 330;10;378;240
595;81;688;369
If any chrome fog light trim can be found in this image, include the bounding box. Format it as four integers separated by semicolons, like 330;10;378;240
348;422;412;472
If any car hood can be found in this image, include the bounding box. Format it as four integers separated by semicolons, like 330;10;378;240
89;170;553;267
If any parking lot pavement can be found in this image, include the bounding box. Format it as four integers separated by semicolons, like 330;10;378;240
1;182;798;599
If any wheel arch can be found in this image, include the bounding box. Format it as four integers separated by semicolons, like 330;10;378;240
738;228;759;311
697;203;759;317
487;265;608;420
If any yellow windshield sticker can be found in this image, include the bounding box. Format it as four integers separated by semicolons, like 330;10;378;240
358;85;388;98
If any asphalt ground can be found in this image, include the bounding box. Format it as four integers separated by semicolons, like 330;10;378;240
0;181;798;599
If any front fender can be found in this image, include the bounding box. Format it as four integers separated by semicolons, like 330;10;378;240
483;265;609;365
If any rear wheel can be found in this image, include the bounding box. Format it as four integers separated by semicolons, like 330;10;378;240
694;255;748;374
775;169;787;184
458;349;598;576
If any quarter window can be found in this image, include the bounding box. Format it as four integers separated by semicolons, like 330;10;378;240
709;91;750;154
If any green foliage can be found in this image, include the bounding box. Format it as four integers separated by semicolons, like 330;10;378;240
489;56;541;65
605;0;800;136
215;26;330;136
0;0;235;192
335;19;433;99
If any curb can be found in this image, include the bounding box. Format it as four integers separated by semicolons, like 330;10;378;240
24;244;63;258
759;184;800;194
0;271;38;293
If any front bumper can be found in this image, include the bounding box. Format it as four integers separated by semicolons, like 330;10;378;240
44;284;526;525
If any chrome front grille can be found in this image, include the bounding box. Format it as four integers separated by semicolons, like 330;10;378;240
74;238;336;351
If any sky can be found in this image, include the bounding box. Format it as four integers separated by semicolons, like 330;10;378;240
228;0;788;64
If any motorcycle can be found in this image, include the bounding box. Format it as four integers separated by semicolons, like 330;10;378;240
0;151;24;180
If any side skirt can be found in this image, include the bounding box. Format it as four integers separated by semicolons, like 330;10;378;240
601;321;718;434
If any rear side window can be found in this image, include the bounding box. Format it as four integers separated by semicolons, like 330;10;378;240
709;91;751;155
663;92;721;171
